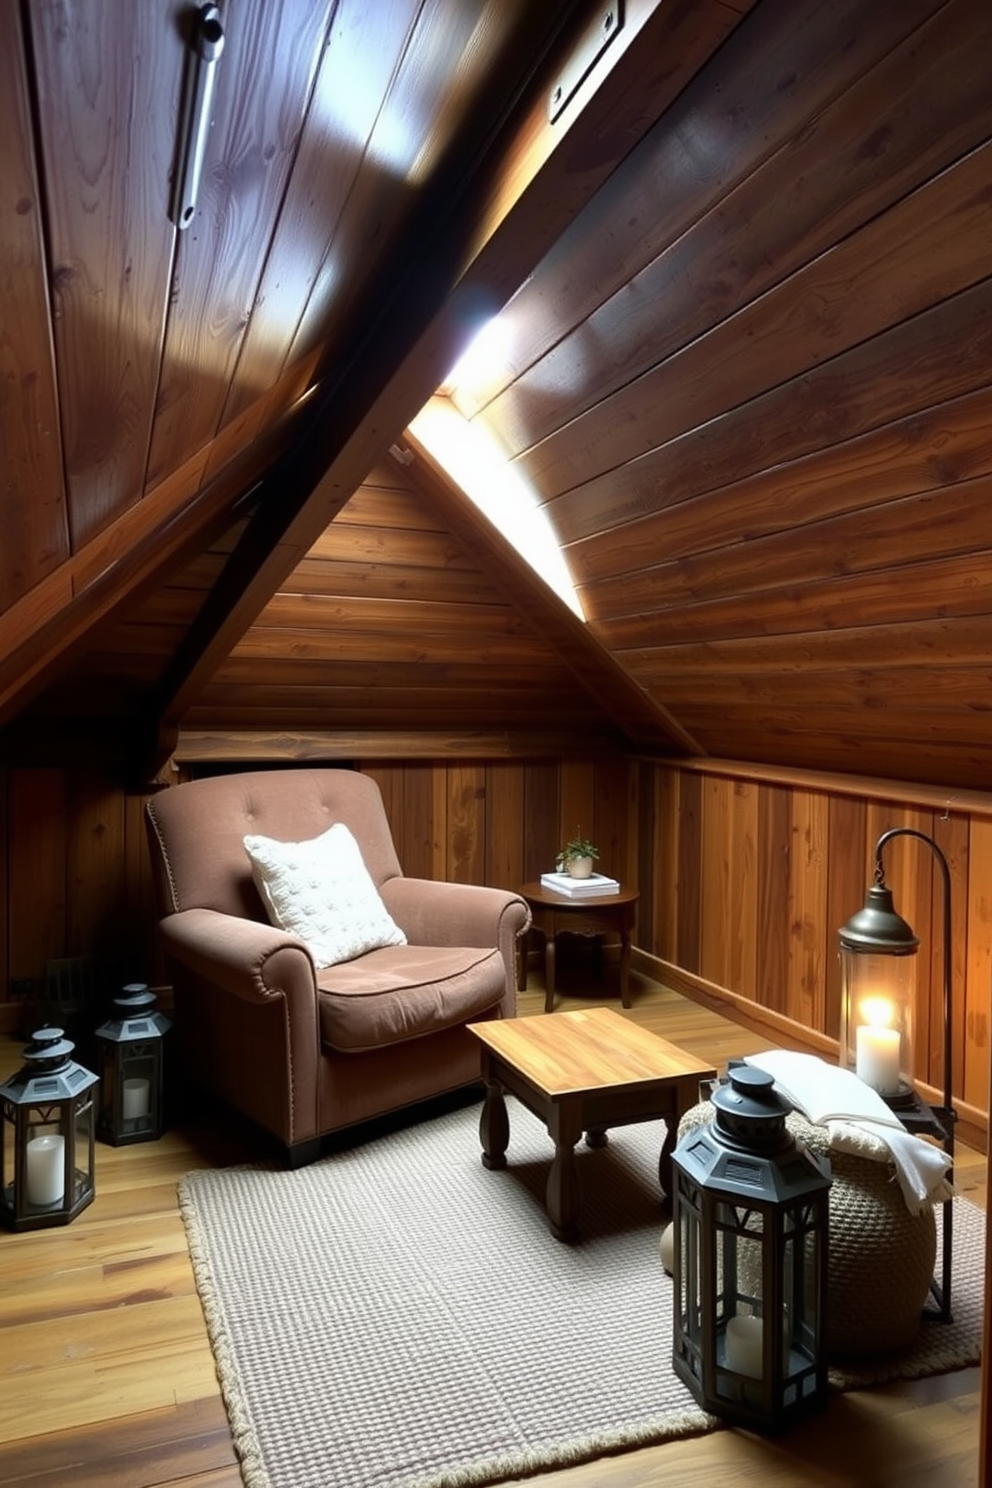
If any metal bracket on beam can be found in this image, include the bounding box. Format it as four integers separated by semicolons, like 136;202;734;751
549;4;624;123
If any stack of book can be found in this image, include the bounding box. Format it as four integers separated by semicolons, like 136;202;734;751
539;870;620;897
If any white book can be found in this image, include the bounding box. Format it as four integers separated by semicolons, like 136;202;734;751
540;871;621;897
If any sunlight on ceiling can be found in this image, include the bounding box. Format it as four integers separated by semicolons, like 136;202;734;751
409;392;586;620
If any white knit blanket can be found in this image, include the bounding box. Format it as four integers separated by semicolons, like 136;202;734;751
743;1050;954;1215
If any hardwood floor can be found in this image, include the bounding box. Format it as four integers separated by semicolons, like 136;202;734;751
0;962;984;1487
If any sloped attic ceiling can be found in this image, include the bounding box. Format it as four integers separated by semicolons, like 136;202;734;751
1;0;990;794
1;0;738;774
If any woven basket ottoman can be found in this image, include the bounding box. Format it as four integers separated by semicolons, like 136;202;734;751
677;1101;937;1360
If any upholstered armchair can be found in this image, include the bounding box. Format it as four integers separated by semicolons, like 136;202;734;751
145;768;530;1166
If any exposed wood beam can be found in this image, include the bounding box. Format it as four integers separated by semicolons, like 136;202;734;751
146;0;752;770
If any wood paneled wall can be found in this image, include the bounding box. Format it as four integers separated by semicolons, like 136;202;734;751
636;759;992;1141
459;0;992;794
2;754;989;1148
0;769;162;1034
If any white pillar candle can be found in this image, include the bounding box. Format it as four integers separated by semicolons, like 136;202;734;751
659;1223;675;1275
725;1313;763;1378
122;1078;151;1120
856;1024;900;1094
26;1134;65;1207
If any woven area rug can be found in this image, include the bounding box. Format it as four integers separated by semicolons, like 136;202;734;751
178;1096;985;1488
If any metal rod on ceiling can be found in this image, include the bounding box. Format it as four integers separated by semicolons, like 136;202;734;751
170;4;225;231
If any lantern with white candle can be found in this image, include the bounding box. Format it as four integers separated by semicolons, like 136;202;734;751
94;984;171;1145
838;879;916;1106
0;1027;99;1231
670;1064;831;1433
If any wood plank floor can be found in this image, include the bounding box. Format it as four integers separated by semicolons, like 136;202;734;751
0;960;984;1487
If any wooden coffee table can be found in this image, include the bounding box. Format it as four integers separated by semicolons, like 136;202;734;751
468;1007;716;1241
517;881;640;1010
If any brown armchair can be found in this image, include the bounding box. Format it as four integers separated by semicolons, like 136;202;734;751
145;768;530;1165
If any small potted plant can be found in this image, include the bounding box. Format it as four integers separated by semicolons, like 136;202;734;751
555;831;600;879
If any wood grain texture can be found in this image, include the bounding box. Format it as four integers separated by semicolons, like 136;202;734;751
454;0;949;422
221;0;417;425
29;0;181;545
0;3;68;609
185;459;631;743
0;980;984;1488
146;0;335;490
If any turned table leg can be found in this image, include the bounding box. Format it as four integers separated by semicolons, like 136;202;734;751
546;1103;583;1240
544;933;556;1013
479;1080;509;1170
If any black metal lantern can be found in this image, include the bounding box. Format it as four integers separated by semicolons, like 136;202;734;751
671;1065;831;1433
94;984;171;1145
0;1027;99;1231
838;827;956;1322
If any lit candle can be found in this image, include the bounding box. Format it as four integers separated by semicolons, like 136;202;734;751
725;1313;763;1378
122;1078;150;1120
856;1024;900;1094
26;1134;65;1207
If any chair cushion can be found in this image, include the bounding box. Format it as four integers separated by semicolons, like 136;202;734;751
317;944;506;1052
243;823;407;968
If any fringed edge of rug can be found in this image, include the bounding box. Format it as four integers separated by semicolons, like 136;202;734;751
403;1408;721;1488
828;1332;982;1392
178;1174;270;1488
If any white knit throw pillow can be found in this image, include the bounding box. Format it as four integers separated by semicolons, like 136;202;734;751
243;823;406;968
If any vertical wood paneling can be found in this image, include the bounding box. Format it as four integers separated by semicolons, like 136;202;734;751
8;771;67;987
124;790;161;985
522;762;558;882
652;766;682;964
0;2;68;608
360;763;401;841
446;764;486;883
657;762;992;1131
3;754;990;1147
756;783;791;1009
66;774;125;968
400;765;436;881
785;790;827;1031
485;762;525;891
699;776;759;997
430;767;449;882
964;818;992;1113
593;757;637;891
558;761;596;859
825;794;868;1042
30;0;181;544
676;771;702;976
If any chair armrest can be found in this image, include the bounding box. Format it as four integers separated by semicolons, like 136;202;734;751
158;907;318;1007
380;878;530;961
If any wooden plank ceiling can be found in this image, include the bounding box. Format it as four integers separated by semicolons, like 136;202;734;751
0;0;989;793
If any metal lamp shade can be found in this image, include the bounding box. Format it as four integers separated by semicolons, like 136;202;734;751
838;884;918;1104
0;1028;99;1231
94;984;170;1145
671;1065;831;1433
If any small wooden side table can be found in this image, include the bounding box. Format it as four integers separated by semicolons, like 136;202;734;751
517;881;639;1011
468;1007;717;1240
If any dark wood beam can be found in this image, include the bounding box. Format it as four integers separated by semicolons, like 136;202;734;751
146;0;752;770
